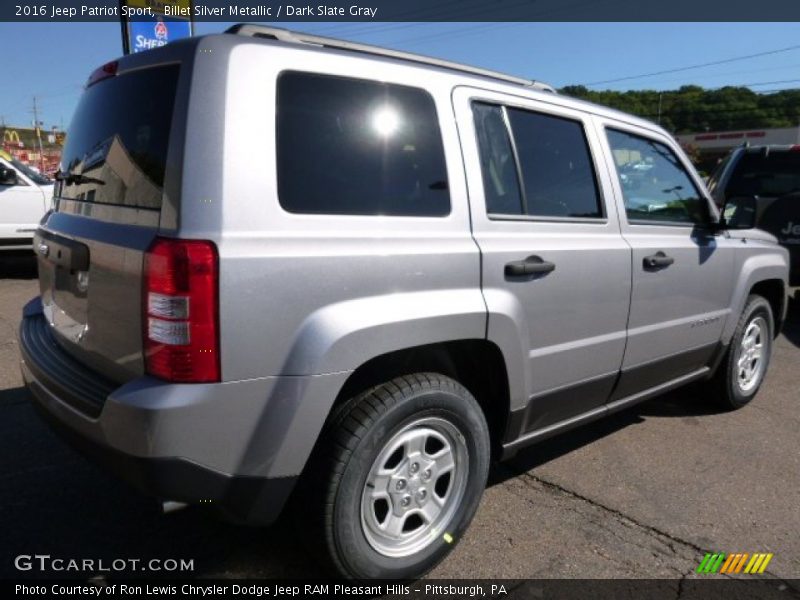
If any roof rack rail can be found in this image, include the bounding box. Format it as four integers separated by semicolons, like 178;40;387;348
225;24;557;94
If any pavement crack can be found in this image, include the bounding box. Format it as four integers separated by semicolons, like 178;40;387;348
519;471;706;554
511;471;800;588
750;402;800;426
675;568;689;600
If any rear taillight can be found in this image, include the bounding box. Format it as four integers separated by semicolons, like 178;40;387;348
144;237;220;383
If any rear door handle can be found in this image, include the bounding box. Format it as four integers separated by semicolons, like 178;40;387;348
643;252;674;270
505;256;556;277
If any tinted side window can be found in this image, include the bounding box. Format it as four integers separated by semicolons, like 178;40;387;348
706;151;733;197
725;152;800;198
472;103;523;215
508;108;602;218
606;128;710;225
277;72;450;217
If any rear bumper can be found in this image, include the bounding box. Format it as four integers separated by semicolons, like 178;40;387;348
18;297;351;525
28;395;297;524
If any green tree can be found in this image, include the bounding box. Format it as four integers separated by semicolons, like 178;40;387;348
560;85;800;133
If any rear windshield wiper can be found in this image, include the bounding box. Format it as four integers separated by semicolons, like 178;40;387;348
55;171;105;186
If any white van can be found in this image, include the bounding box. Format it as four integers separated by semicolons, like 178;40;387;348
0;149;53;250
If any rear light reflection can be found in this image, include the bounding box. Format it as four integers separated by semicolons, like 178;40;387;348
86;60;118;87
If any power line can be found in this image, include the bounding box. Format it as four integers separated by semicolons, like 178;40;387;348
30;96;45;172
572;79;800;93
583;44;800;87
741;78;800;87
641;105;800;118
758;87;800;94
602;62;800;89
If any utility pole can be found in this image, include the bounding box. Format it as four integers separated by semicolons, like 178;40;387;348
657;92;663;125
32;96;45;172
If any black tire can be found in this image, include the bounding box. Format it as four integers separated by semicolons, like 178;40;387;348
708;294;774;410
302;373;490;579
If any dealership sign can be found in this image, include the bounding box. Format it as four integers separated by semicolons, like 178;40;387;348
120;0;193;54
128;16;192;52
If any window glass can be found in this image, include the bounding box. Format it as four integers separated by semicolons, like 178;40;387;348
277;72;450;217
59;65;179;208
725;151;800;198
472;103;523;215
507;108;602;218
606;128;710;225
11;159;50;186
706;152;732;196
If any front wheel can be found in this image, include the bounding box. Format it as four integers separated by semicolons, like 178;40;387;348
306;373;490;579
709;294;774;410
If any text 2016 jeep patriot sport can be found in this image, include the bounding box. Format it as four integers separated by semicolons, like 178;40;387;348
20;26;789;579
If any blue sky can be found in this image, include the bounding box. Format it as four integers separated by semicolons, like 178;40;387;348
2;22;800;129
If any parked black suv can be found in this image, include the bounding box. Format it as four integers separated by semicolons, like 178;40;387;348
708;145;800;285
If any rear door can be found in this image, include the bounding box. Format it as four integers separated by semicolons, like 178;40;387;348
596;120;736;399
453;87;631;435
36;61;184;383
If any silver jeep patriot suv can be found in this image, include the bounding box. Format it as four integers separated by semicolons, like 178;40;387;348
20;26;790;579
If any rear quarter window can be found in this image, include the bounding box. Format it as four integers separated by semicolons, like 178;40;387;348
276;71;450;217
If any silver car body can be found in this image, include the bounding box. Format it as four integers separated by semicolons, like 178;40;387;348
20;29;789;523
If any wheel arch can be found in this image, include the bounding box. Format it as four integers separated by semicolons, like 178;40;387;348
328;340;512;460
749;278;787;336
723;252;788;344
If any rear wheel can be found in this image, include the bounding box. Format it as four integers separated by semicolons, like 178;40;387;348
709;295;774;410
305;373;490;579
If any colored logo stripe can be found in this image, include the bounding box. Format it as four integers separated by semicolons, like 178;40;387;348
697;553;725;573
745;553;773;574
698;552;773;574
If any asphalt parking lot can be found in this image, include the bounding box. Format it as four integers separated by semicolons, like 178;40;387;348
1;251;798;583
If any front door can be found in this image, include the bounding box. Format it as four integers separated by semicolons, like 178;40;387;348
596;121;736;400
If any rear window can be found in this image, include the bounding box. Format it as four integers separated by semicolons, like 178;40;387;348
726;151;800;198
58;64;180;209
276;71;450;217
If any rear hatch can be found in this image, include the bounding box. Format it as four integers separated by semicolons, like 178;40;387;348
36;61;182;383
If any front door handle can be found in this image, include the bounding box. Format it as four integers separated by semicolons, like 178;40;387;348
505;256;556;277
643;251;675;270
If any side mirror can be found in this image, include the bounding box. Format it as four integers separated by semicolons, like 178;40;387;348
0;165;18;186
720;195;757;230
